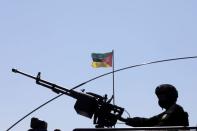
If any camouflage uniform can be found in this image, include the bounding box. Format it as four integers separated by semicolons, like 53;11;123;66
126;104;189;126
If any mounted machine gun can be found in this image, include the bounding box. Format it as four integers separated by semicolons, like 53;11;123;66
12;69;124;128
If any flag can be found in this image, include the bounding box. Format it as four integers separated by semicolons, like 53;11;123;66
91;52;113;68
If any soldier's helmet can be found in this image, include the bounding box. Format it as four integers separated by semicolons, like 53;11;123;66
155;84;178;109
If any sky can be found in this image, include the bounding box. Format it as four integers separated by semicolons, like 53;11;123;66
1;0;197;131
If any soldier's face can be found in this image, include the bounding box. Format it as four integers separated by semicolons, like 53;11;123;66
157;94;171;109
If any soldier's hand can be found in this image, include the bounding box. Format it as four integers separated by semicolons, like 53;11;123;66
125;117;134;126
125;117;143;127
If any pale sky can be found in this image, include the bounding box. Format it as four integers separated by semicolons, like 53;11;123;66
1;0;197;131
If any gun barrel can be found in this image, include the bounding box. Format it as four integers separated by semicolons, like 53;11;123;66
12;68;93;100
12;68;36;79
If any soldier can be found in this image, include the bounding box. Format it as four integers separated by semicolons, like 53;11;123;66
124;84;189;127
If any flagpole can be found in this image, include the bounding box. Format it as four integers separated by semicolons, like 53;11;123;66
112;50;115;105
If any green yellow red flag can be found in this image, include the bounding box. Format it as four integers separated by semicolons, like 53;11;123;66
91;52;113;68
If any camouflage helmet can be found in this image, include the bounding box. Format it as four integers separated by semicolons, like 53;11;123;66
155;84;178;106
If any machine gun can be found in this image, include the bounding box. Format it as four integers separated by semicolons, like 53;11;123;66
12;69;124;128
